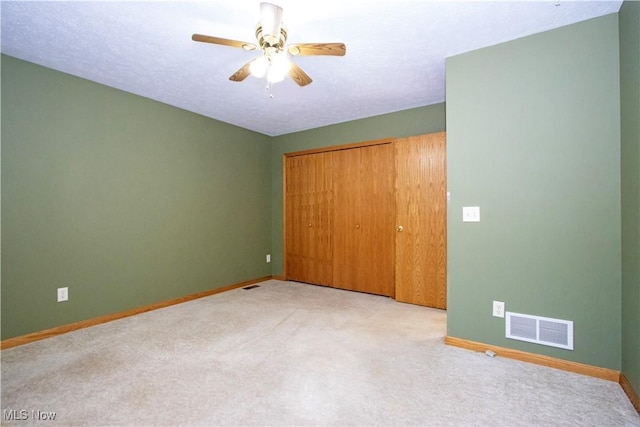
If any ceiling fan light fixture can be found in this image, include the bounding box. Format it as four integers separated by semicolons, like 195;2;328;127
250;56;269;78
267;52;291;82
267;69;285;84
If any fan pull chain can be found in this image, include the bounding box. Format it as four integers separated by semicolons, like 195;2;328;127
267;81;275;99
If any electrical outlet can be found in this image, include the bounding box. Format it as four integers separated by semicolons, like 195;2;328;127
57;287;69;302
493;301;505;318
266;254;271;263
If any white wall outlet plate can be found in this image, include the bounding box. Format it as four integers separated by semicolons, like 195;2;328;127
463;206;480;222
266;254;271;263
493;300;505;318
57;287;69;302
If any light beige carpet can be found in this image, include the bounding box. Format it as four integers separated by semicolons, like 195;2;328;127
2;280;639;426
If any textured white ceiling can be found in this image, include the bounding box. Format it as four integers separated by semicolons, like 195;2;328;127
1;1;622;136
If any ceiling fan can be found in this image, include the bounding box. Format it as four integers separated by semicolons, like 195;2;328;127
192;2;346;91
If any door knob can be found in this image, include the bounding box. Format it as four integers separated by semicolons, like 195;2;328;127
355;224;360;229
308;223;312;228
397;225;404;232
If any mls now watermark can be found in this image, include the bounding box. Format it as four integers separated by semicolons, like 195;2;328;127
3;409;57;421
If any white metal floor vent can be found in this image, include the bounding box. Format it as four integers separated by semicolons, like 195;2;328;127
505;312;573;350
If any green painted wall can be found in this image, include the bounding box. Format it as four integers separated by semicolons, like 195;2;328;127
269;104;446;276
2;7;633;384
1;55;272;340
620;1;640;393
446;15;622;369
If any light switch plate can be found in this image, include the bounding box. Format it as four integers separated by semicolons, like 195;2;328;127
463;206;480;222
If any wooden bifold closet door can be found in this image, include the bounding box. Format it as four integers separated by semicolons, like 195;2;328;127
285;152;333;286
285;142;395;297
285;133;446;308
332;144;395;297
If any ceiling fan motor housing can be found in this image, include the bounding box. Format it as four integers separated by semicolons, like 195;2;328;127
255;25;287;51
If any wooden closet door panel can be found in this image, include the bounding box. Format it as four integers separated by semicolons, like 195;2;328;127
285;155;306;282
395;132;447;308
285;153;333;285
333;144;395;296
332;148;360;290
363;144;396;296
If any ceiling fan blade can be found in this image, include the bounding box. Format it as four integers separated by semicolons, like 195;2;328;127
229;59;256;82
289;61;312;87
287;43;346;56
192;34;256;51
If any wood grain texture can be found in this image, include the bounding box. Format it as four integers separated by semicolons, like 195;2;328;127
229;59;254;82
395;132;447;308
284;138;395;157
288;61;313;86
191;34;256;51
332;144;395;296
0;276;273;350
285;153;333;285
445;336;621;382
288;43;346;56
620;373;640;414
